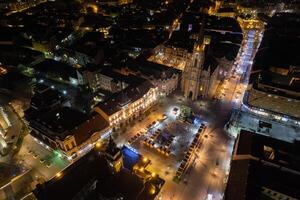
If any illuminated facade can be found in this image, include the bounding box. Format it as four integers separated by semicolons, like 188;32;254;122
102;137;123;173
182;44;205;100
94;82;158;127
149;44;191;71
181;35;214;100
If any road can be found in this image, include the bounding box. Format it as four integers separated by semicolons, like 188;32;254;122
215;29;263;108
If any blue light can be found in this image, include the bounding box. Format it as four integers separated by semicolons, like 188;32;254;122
122;145;140;170
193;117;201;125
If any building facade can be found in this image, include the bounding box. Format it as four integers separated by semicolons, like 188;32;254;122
181;45;205;100
94;81;158;127
25;107;110;159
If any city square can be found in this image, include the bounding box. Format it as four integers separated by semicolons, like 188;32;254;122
1;0;300;200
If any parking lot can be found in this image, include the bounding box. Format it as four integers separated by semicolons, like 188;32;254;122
16;134;70;181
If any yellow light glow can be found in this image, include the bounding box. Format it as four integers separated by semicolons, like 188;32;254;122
95;142;101;148
149;186;156;195
143;157;148;162
151;172;156;177
56;172;62;178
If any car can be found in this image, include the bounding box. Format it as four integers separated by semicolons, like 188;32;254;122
183;178;188;184
40;158;45;163
33;153;38;159
28;149;33;154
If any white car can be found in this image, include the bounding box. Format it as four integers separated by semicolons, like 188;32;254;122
207;194;213;200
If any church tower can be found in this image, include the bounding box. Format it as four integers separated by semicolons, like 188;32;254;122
103;136;123;173
181;17;206;101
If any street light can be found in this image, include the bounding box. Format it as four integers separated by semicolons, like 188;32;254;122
151;172;156;177
56;172;62;178
95;142;101;148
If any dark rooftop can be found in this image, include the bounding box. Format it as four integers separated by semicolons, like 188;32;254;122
0;45;43;67
165;30;196;52
251;13;300;94
29;107;88;140
226;130;300;200
73;113;109;146
235;130;300;171
126;59;181;80
25;84;67;118
33;59;78;80
34;149;162;200
70;32;105;58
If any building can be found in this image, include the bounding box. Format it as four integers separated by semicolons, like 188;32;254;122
33;147;164;200
85;67;130;93
225;130;300;200
94;80;158;127
24;84;71;118
149;30;195;71
102;136;123;173
119;59;180;97
25;106;110;159
0;44;44;70
32;59;86;86
244;13;300;126
215;7;236;18
181;38;205;100
149;14;241;100
67;32;106;66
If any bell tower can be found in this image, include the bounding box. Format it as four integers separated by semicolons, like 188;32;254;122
103;136;123;173
181;17;206;101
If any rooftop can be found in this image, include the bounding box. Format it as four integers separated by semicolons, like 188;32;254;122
235;130;300;173
70;32;105;58
226;130;300;200
34;149;162;200
96;79;154;116
253;13;300;71
126;59;181;80
33;59;78;80
165;30;196;52
29;107;89;140
25;84;67;118
0;44;43;67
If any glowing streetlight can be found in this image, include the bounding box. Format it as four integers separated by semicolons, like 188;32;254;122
56;172;62;178
95;142;101;148
151;172;156;177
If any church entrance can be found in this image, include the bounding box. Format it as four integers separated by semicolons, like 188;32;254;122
188;91;193;99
